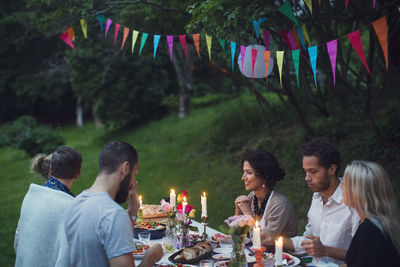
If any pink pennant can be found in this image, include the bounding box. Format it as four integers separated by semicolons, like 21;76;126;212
326;39;338;86
114;23;120;45
345;0;349;9
373;0;376;8
60;32;75;49
251;48;258;79
279;30;291;49
263;30;270;50
240;45;246;72
286;32;298;50
348;30;371;75
167;35;174;61
105;18;112;39
179;35;188;59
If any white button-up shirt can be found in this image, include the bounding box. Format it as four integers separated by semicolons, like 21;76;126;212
291;181;360;264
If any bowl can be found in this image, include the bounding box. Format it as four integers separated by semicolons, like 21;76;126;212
134;223;166;240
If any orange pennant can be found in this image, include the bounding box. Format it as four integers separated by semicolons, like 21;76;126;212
66;26;75;42
291;29;301;50
264;51;271;85
192;33;201;59
121;27;130;50
372;17;389;70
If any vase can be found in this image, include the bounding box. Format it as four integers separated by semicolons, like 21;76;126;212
230;232;247;267
178;223;191;249
164;222;177;252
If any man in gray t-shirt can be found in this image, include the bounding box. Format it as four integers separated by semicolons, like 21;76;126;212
64;141;163;267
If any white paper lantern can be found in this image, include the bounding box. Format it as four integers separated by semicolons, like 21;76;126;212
237;44;274;78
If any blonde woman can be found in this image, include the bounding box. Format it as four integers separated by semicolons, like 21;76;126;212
342;161;400;267
30;153;53;180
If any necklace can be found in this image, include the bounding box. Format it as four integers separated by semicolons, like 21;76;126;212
253;191;272;216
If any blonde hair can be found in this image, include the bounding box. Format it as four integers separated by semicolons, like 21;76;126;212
30;153;53;180
343;160;400;253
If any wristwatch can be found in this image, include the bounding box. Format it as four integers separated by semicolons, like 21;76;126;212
128;212;137;222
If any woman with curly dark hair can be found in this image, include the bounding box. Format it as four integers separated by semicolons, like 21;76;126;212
234;150;298;239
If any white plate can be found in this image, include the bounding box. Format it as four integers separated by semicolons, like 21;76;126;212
246;253;300;267
212;253;230;260
214;247;232;254
215;260;230;267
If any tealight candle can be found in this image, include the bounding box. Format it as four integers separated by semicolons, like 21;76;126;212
253;220;261;249
201;192;207;218
182;196;187;213
275;236;283;266
170;189;176;210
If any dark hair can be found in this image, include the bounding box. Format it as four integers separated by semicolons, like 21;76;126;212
301;137;341;174
241;150;285;189
99;140;138;174
51;146;82;179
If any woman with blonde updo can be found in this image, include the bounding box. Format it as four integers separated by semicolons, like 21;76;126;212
342;160;400;267
30;153;53;180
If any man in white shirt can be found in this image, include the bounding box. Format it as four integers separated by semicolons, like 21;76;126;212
261;138;359;264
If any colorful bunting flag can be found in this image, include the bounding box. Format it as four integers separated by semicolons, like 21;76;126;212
296;27;306;49
348;30;371;74
96;14;106;32
192;33;201;59
139;33;148;55
278;2;299;25
114;23;120;45
80;19;87;39
372;17;388;70
153;35;161;59
279;30;291;48
218;38;225;52
167;35;174;61
326;39;338;85
263;30;270;50
121;27;129;50
60;32;75;49
66;26;75;42
286;31;298;50
302;24;311;44
291;29;301;50
263;51;271;85
251;48;258;79
292;49;300;87
308;46;318;88
131;30;139;53
276;51;284;87
240;45;246;72
373;0;376;8
230;41;236;72
206;34;212;61
346;0;349;10
105;19;112;39
305;0;312;14
252;18;267;39
179;35;188;59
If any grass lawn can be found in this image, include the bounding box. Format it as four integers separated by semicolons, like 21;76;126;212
0;97;312;266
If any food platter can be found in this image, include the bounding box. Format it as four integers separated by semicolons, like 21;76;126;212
134;221;166;240
168;241;213;264
132;241;149;259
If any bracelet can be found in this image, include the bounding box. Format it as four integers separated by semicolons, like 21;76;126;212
127;211;137;222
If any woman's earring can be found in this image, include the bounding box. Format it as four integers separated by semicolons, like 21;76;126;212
262;184;266;188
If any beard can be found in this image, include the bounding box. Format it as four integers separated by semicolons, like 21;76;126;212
115;171;132;204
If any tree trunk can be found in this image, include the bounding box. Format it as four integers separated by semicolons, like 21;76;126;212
92;103;103;128
76;98;83;128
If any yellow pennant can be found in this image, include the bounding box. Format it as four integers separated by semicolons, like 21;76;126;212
206;34;212;61
302;24;311;45
80;19;87;39
304;0;312;14
276;51;284;87
131;30;139;54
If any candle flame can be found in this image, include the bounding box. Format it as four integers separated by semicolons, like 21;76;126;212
255;220;259;228
139;195;142;200
277;236;283;245
171;189;175;194
203;192;206;197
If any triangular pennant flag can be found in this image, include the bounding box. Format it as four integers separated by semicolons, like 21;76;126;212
105;18;112;39
326;39;338;85
286;31;298;50
131;30;139;53
348;30;371;74
66;26;75;42
296;27;306;49
206;34;212;61
264;51;271;85
167;35;174;61
346;0;349;10
96;14;105;32
114;23;120;45
372;17;389;70
308;46;318;88
291;29;301;50
240;45;246;72
252;20;260;39
218;39;225;52
302;24;311;44
373;0;376;8
192;33;201;59
153;34;161;60
292;49;300;87
263;30;270;50
80;19;87;39
60;32;75;49
139;33;148;55
305;0;312;13
121;27;129;50
251;48;258;79
319;0;322;5
230;41;236;72
179;35;188;59
278;2;299;25
276;51;284;87
279;30;291;48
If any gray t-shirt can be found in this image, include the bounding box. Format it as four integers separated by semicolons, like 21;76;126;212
64;190;135;267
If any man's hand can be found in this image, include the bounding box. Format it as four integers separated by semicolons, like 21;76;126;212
301;235;326;257
139;243;163;267
127;181;140;219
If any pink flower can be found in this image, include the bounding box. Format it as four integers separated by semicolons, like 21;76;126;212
160;199;170;212
176;203;183;211
176;209;185;222
185;205;194;214
224;215;254;228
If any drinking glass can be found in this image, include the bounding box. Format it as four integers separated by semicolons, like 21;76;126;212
200;260;214;267
138;231;151;245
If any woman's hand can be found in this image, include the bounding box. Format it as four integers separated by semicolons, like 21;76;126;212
234;195;252;215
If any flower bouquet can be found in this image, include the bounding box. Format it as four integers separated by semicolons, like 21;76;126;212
224;215;254;267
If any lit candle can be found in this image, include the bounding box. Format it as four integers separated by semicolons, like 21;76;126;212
201;192;207;218
275;236;283;266
139;195;143;209
170;189;176;210
182;196;187;213
253;220;261;249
